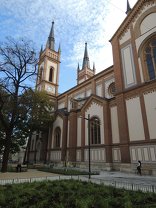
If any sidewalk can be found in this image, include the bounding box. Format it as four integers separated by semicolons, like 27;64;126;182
0;169;156;188
0;169;59;180
92;170;156;186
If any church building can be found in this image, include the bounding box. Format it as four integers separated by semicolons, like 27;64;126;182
27;0;156;175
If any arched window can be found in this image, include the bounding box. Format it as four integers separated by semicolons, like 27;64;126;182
90;117;101;145
54;127;61;148
143;36;156;81
49;67;54;82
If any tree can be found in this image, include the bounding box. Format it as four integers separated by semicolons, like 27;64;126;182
0;37;48;172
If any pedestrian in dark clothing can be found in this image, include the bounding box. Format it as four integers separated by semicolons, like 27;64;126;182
137;160;142;175
16;163;22;172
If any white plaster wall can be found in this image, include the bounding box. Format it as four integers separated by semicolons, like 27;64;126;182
86;89;92;97
133;2;156;28
144;91;156;139
84;148;105;162
50;151;61;161
96;84;102;97
138;57;144;83
140;13;156;35
130;145;156;163
112;148;121;162
46;60;57;83
74;92;85;99
136;27;156;52
121;45;136;88
58;102;65;109
79;78;85;84
110;106;120;144
52;116;63;148
76;150;81;161
126;97;145;141
119;29;131;45
85;102;104;145
67;97;71;111
77;118;81;147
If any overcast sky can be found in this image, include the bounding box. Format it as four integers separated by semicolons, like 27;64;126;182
0;0;138;93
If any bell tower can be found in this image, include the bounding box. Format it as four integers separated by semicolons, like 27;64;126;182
36;21;61;97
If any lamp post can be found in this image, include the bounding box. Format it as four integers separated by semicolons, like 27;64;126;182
88;114;91;179
80;114;91;179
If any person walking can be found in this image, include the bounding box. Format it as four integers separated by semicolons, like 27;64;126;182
137;160;142;175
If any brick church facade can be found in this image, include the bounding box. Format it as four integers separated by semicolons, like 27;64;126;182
27;0;156;175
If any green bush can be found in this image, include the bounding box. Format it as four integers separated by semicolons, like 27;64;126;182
38;167;99;175
0;180;155;208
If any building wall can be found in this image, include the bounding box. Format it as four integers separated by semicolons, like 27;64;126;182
30;0;156;175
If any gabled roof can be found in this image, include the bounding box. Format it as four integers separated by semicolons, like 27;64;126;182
81;94;108;112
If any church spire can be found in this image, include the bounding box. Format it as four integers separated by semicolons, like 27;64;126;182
77;63;80;71
46;21;55;50
126;0;131;15
82;42;90;69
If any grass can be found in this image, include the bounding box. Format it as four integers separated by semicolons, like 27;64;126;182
0;180;156;208
38;167;99;175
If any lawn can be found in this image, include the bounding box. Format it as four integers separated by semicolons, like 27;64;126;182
0;180;156;208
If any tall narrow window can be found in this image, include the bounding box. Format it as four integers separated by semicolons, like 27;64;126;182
90;117;101;145
54;127;61;148
144;36;156;81
49;67;53;82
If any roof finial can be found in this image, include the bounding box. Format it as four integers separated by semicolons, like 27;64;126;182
46;21;55;50
126;0;131;15
82;42;90;69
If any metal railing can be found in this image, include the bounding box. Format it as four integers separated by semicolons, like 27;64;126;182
0;175;155;193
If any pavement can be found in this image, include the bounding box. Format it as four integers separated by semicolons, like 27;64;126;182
0;169;59;180
0;169;156;187
93;171;156;186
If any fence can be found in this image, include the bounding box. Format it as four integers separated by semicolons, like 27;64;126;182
0;175;156;193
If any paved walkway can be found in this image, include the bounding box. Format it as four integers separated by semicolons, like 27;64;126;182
0;169;59;180
93;171;156;186
0;169;156;186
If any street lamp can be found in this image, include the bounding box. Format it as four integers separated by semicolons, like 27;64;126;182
80;114;91;179
88;114;91;179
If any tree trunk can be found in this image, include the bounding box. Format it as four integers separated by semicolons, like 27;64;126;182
1;131;12;172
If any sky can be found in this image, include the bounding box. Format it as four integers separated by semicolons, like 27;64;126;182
0;0;138;93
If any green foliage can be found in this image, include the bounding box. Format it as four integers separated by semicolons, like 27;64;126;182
0;180;156;208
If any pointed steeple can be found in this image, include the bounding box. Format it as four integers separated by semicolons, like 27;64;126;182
126;0;131;15
93;62;95;72
58;43;61;53
46;21;55;50
82;42;90;69
77;63;80;71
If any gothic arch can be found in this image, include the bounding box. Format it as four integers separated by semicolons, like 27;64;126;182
139;34;156;81
54;127;61;148
49;67;54;82
90;116;101;145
